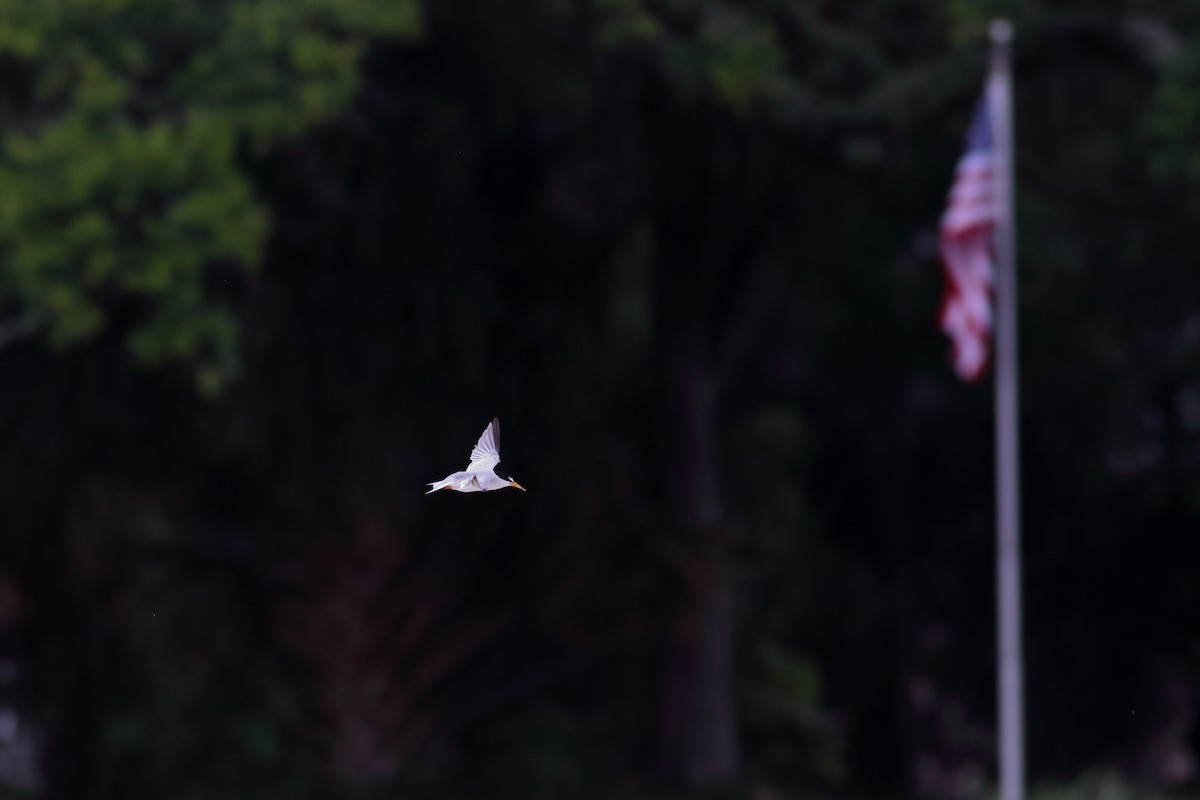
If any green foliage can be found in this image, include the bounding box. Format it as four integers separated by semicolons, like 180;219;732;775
607;221;655;354
0;0;419;394
470;707;598;799
594;0;663;45
1143;37;1200;185
927;0;1039;45
742;641;822;720
740;642;845;788
594;0;792;112
1014;771;1194;800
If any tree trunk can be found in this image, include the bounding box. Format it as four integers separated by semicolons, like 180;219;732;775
659;363;739;786
689;547;739;785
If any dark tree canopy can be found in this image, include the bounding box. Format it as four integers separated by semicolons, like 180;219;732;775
1;1;1199;799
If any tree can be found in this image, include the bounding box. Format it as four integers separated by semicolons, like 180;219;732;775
0;0;420;394
6;1;1200;798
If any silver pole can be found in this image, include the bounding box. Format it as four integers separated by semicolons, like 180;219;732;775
988;19;1024;800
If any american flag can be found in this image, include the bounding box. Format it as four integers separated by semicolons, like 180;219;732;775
938;87;997;381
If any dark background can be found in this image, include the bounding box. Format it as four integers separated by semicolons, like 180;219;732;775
0;1;1198;798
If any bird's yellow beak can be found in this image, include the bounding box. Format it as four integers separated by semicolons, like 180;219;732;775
510;480;526;492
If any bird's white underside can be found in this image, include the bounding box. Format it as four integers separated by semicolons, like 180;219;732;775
430;470;509;493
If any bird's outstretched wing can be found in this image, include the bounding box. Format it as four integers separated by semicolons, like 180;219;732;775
466;417;501;473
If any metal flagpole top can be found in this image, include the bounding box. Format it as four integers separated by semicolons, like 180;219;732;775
990;18;1013;45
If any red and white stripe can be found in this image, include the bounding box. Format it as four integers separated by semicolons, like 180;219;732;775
939;148;996;381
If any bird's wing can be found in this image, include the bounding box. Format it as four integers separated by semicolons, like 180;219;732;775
466;417;501;473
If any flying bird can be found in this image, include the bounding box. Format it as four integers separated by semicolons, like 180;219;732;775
426;417;526;494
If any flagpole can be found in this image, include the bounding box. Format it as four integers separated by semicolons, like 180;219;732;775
988;19;1024;800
